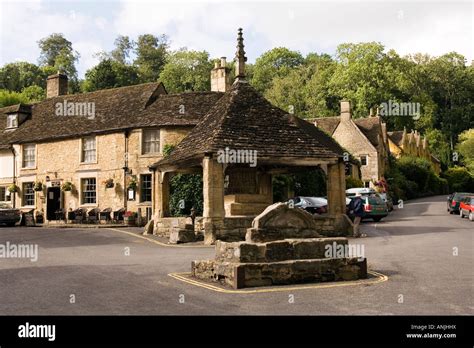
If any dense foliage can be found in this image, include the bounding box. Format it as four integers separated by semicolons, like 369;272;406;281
385;156;448;201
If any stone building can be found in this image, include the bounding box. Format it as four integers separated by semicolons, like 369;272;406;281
150;29;350;244
310;105;390;188
0;74;223;222
388;128;441;174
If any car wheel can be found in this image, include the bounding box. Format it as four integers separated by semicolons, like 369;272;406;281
469;211;473;221
373;217;382;222
460;210;464;218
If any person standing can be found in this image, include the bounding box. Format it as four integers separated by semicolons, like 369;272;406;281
349;192;364;237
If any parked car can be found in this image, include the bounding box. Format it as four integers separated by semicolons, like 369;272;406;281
0;203;22;227
346;187;376;197
289;196;327;214
459;196;474;221
347;194;388;222
447;192;473;214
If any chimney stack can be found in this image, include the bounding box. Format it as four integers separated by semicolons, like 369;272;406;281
46;72;68;98
340;100;352;121
211;57;231;92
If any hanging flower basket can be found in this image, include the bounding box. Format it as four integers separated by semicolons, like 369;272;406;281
34;182;43;192
103;178;114;189
8;184;19;193
128;178;137;190
62;181;73;192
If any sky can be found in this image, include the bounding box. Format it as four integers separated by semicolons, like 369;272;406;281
0;0;472;78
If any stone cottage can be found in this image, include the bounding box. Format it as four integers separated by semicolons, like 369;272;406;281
309;105;390;188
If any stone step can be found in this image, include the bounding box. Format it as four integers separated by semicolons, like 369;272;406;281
192;257;367;289
225;202;269;216
215;238;351;263
224;194;272;204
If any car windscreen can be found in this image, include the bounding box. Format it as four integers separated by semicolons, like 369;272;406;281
367;195;384;205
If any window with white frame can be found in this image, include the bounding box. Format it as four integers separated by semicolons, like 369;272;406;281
142;129;160;154
360;155;368;166
22;182;35;206
22;144;36;168
82;136;96;163
7;114;18;128
140;174;152;202
81;178;97;204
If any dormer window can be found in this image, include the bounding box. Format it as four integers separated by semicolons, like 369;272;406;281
6;114;18;128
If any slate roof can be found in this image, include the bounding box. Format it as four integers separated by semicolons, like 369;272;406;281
387;131;404;146
353;117;382;147
310;115;383;148
310;117;340;135
0;82;224;145
152;81;345;169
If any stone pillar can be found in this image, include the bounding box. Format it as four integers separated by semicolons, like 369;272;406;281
202;156;225;244
327;161;346;215
156;171;170;218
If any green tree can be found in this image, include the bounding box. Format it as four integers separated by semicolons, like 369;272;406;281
329;42;399;118
0;62;47;92
425;129;452;168
37;33;80;91
135;34;169;82
251;47;304;93
82;59;140;92
0;90;29;107
21;85;45;102
159;49;212;93
426;53;474;146
264;53;337;117
456;129;474;174
111;35;134;64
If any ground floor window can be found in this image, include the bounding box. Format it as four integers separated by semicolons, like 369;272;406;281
81;178;97;204
22;182;35;206
140;174;152;202
364;181;371;188
0;186;7;201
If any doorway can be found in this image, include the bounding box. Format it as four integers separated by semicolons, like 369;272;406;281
46;187;61;220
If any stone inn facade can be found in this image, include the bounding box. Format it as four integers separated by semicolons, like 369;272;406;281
0;74;222;223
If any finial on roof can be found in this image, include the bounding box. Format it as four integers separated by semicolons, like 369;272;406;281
234;28;247;82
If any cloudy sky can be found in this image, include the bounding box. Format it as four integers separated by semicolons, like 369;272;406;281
0;0;472;78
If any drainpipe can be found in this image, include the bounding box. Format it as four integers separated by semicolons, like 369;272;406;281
123;130;130;212
10;146;16;208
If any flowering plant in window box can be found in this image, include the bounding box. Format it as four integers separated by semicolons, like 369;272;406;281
103;178;114;188
33;182;43;191
61;181;73;191
127;178;137;190
8;184;19;193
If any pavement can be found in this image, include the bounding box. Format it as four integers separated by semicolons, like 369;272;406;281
0;195;472;315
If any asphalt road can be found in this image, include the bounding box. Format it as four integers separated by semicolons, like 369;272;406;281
0;195;472;315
